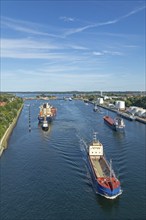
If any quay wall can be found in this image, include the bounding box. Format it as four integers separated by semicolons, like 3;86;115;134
0;104;24;157
90;101;146;124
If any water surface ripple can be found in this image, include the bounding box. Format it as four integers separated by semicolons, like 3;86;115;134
1;99;146;220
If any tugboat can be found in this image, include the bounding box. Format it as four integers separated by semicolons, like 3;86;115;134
103;115;125;131
42;117;49;131
87;133;122;199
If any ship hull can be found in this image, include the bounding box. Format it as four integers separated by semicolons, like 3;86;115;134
38;116;53;123
103;116;124;131
96;182;121;198
87;156;122;199
103;118;116;131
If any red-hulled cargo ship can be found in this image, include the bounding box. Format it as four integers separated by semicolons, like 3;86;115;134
103;115;125;131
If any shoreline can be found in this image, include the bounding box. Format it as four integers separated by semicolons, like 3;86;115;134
90;101;146;124
0;104;24;157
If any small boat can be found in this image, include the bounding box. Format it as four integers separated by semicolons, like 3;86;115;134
117;112;135;121
93;105;98;112
103;115;125;131
87;133;122;199
42;119;49;131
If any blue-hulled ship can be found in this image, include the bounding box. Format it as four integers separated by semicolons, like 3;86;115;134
87;133;122;199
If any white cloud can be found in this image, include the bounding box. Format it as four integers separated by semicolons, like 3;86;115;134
1;3;145;92
103;50;123;56
120;6;146;20
60;16;76;22
1;5;145;40
1;16;63;38
93;51;103;56
63;6;145;37
1;38;89;59
64;24;97;36
93;50;123;56
69;44;88;50
1;49;72;60
1;38;61;49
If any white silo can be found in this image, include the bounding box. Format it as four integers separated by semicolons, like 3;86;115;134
115;101;125;110
97;98;104;105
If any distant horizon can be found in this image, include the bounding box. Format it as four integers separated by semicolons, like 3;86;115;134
1;90;145;94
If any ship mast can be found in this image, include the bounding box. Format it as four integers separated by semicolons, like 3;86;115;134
110;159;112;179
93;132;98;143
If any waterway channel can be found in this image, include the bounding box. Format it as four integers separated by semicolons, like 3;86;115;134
0;97;146;220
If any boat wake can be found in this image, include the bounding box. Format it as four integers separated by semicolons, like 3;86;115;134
97;189;123;199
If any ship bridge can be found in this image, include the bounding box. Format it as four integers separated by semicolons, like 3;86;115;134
89;140;103;157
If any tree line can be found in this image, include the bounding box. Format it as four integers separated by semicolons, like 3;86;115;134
0;94;23;139
125;96;146;109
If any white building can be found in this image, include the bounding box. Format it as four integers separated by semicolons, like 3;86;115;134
97;98;104;105
115;101;125;110
142;112;146;118
136;109;146;117
108;103;115;108
126;106;146;117
104;96;110;100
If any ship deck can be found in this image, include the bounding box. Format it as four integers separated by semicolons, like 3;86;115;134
90;156;110;178
90;157;104;177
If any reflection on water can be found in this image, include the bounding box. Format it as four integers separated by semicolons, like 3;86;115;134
96;195;120;216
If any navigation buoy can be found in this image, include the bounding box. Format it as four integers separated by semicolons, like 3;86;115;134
29;125;31;132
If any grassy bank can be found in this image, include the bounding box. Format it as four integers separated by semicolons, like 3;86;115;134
0;104;23;156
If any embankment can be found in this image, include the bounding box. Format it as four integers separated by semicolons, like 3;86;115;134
0;104;23;157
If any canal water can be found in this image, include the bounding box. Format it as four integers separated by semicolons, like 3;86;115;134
1;98;146;220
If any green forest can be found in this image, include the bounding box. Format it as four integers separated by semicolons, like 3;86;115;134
125;96;146;108
0;94;23;139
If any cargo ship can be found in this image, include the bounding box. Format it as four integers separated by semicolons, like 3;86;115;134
38;103;57;123
87;133;122;199
103;115;125;131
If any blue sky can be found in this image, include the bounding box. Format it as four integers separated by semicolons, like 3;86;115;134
1;0;145;92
